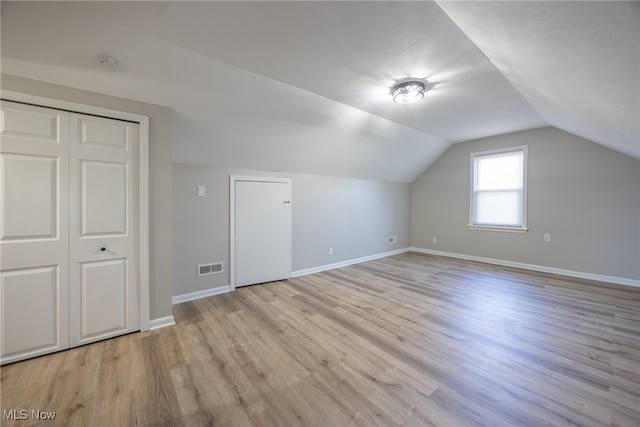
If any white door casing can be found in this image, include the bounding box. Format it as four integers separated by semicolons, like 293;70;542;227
230;176;292;289
1;93;149;365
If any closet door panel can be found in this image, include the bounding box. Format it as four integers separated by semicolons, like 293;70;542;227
1;267;62;358
69;114;139;347
81;161;127;236
1;154;58;240
79;259;127;340
0;101;69;364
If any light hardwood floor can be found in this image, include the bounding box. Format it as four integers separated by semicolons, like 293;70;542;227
1;252;639;426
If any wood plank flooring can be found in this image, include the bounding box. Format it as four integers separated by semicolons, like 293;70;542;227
1;252;639;426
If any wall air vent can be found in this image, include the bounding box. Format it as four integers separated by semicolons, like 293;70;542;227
198;262;223;277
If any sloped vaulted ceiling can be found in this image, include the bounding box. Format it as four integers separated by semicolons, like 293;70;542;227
1;1;638;182
437;1;640;160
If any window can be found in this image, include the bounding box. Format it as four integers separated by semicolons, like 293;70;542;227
469;146;527;231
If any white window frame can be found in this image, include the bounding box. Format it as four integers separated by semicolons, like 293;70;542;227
468;145;528;233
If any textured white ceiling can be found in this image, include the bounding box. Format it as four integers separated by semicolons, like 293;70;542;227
89;1;546;143
1;1;637;182
437;1;640;159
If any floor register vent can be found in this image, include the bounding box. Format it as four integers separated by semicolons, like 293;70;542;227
198;262;224;277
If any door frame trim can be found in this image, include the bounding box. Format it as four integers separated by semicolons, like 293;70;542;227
229;175;292;291
1;90;151;332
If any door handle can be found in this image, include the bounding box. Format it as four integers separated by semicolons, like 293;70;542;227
98;246;114;255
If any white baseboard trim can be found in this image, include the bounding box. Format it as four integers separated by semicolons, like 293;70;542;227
171;250;410;305
149;315;176;331
410;247;640;288
291;248;411;278
172;285;232;305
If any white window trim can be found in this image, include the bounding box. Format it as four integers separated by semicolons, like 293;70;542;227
468;145;528;233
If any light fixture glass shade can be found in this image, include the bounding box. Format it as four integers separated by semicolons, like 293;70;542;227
391;81;426;104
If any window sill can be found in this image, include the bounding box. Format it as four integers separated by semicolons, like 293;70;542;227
467;225;528;233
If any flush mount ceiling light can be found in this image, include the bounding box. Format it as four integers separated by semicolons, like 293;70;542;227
391;81;426;104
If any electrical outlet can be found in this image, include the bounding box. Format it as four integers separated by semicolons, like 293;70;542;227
197;185;205;197
544;234;551;242
432;237;437;244
388;236;397;244
329;247;333;255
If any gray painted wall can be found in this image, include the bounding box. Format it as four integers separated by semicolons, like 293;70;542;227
1;74;174;320
172;163;411;297
411;127;640;281
5;74;637;317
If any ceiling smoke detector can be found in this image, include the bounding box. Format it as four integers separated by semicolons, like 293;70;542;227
97;55;117;71
391;81;426;104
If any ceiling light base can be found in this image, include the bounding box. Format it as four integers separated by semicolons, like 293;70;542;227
391;81;426;104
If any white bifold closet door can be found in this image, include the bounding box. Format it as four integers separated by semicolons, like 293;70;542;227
1;100;139;364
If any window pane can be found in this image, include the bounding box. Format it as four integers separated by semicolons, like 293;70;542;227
470;147;527;229
475;190;522;226
476;152;523;190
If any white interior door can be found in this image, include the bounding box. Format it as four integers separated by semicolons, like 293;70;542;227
69;113;139;346
1;100;140;363
1;101;70;363
234;179;292;287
